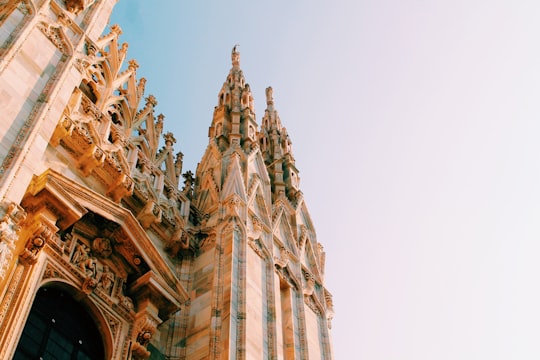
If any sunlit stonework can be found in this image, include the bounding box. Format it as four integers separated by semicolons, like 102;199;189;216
0;1;333;358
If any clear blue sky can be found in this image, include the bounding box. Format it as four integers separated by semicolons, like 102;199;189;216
111;1;540;358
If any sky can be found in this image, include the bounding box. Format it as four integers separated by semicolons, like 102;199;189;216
110;1;540;359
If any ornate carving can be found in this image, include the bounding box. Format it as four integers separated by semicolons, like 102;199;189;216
103;311;120;340
131;311;161;359
251;215;262;238
92;237;112;258
0;203;26;279
117;277;135;312
248;238;265;259
137;201;162;229
98;265;115;294
165;228;191;257
64;0;95;15
43;265;63;280
71;241;115;295
82;275;98;294
81;95;101;121
275;266;299;290
0;265;24;325
324;289;335;329
71;242;90;269
302;269;315;296
20;220;57;265
80;255;99;294
274;247;290;268
82;256;97;278
36;21;71;55
225;196;242;219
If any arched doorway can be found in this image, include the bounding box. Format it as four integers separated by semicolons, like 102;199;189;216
13;286;105;359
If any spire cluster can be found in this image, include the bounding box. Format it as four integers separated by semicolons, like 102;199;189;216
206;47;301;202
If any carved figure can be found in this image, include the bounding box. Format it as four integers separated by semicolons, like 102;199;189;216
72;243;89;268
231;44;240;65
83;256;98;278
265;86;273;104
275;247;290;268
99;265;115;293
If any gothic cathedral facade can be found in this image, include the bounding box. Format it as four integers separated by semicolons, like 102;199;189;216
0;1;334;359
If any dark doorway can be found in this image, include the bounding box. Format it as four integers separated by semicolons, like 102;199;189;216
13;286;105;360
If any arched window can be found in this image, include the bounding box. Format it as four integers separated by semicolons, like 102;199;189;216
13;287;105;359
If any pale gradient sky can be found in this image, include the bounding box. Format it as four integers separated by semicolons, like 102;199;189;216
111;1;540;359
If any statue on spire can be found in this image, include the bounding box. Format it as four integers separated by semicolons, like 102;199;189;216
232;44;240;67
265;86;274;106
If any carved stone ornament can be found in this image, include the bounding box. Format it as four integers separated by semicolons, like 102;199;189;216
251;215;263;238
131;312;160;359
302;270;315;297
36;21;72;55
225;196;241;219
20;220;57;265
325;290;335;329
305;295;320;315
64;0;95;15
274;247;290;268
248;238;265;259
97;265;115;294
92;237;113;258
82;275;98;294
0;203;27;279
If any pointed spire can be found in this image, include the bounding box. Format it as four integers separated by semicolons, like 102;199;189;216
259;87;301;202
208;47;257;152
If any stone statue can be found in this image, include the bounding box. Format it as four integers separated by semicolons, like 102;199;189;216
72;243;89;269
265;86;273;105
83;256;98;278
99;265;115;293
231;44;240;66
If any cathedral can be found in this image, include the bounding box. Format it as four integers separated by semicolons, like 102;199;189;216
0;1;334;359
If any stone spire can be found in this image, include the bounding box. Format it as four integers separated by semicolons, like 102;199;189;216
208;46;257;152
259;87;301;202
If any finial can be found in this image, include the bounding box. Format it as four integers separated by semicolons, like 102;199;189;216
232;44;240;67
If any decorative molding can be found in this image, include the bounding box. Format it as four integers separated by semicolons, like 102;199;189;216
0;264;24;326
